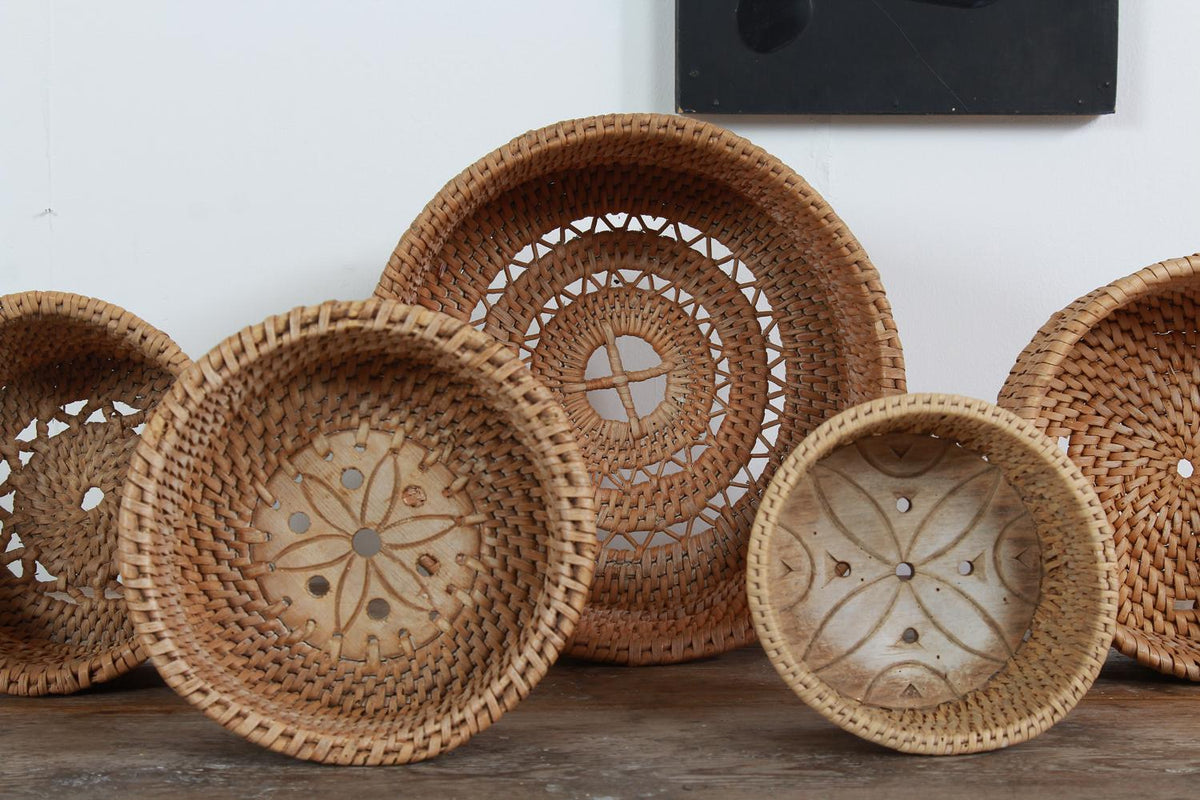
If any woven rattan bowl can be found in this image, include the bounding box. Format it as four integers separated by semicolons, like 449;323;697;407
119;301;596;764
1001;253;1200;681
376;113;905;665
749;394;1117;754
0;291;188;695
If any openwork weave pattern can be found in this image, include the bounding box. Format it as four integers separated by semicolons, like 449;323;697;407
0;292;188;695
376;114;906;664
119;301;597;764
1001;254;1200;680
749;394;1117;754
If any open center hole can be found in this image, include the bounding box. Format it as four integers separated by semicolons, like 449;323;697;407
352;528;382;557
584;335;667;421
1178;458;1194;479
895;562;915;581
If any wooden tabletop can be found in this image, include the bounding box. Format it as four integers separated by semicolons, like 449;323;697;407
2;647;1197;799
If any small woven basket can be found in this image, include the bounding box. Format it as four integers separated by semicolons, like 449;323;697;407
749;394;1116;754
1001;253;1200;680
119;300;597;764
376;113;905;665
0;291;188;695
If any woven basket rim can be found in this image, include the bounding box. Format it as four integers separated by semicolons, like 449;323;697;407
0;290;189;695
118;299;597;764
748;393;1117;754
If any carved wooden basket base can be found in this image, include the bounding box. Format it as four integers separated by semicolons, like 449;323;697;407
749;394;1117;754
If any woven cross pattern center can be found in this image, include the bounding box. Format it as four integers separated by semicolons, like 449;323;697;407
252;430;482;662
769;433;1040;709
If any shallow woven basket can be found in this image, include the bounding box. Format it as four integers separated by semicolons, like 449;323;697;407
376;113;906;665
0;291;188;695
748;394;1117;754
119;300;597;765
1000;253;1200;681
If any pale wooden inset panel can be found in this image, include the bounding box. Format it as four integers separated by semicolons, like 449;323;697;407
770;433;1040;709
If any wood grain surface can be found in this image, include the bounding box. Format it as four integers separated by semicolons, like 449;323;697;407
1;647;1196;799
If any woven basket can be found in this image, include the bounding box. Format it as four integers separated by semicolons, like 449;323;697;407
0;291;188;695
119;300;596;764
1000;253;1200;681
748;394;1117;754
376;113;906;665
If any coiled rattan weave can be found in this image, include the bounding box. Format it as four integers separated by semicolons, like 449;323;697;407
119;300;597;764
749;394;1117;754
0;291;188;695
376;113;905;665
1001;254;1200;680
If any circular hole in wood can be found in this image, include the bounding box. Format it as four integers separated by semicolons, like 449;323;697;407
902;627;920;644
288;511;310;534
307;575;330;597
352;528;382;557
958;560;974;576
834;561;852;578
895;562;915;581
402;485;427;507
80;486;104;511
895;496;911;513
1178;458;1194;478
341;467;365;489
366;598;390;620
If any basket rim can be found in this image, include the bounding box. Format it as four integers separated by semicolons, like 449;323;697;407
999;252;1200;679
375;112;906;665
748;393;1117;754
118;299;598;764
0;290;189;696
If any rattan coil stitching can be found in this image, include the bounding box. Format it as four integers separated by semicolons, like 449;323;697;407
0;291;188;695
749;393;1117;754
1000;253;1200;680
376;113;906;665
119;300;597;764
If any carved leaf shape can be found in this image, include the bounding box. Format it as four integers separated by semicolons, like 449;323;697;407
907;466;1001;565
362;451;399;528
299;473;360;534
803;576;900;672
910;577;1015;663
812;465;902;563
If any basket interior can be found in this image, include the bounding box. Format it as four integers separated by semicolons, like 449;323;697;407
0;312;176;678
143;325;572;741
754;402;1114;752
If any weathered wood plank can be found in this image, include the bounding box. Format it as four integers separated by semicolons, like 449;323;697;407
1;648;1197;799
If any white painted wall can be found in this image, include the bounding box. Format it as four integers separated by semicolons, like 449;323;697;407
2;1;1198;402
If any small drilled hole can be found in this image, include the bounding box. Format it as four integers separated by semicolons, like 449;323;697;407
288;512;310;534
80;486;104;511
958;560;974;576
428;610;440;621
403;485;427;507
1178;458;1194;478
834;561;852;578
307;575;330;597
293;474;303;484
352;528;381;557
895;562;914;581
902;627;919;644
366;598;390;620
1057;436;1070;452
895;497;911;513
341;468;364;489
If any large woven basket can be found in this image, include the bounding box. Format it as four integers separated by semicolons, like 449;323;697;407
0;291;188;695
1000;253;1200;681
749;394;1117;754
119;300;597;764
376;113;906;665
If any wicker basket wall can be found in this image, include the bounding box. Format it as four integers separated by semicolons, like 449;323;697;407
376;113;906;665
749;394;1117;754
1000;253;1200;681
118;301;597;764
0;291;189;695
